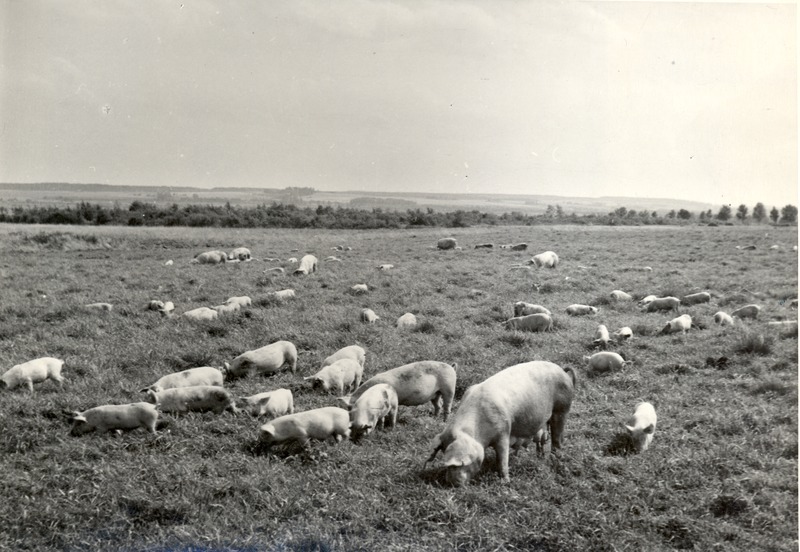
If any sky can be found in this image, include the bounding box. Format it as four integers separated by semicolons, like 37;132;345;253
0;1;797;208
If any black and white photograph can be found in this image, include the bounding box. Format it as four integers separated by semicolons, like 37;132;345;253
0;1;797;550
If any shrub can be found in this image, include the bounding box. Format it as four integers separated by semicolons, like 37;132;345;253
736;333;773;355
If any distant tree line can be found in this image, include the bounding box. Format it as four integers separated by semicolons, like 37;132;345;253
0;201;795;229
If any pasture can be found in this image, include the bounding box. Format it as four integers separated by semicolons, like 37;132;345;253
0;223;797;551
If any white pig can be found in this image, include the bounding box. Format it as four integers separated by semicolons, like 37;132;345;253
146;386;238;414
259;407;350;450
69;402;158;436
1;357;65;393
239;388;294;418
304;358;363;395
349;383;399;440
624;402;657;452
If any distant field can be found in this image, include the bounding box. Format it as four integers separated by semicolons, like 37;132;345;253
0;223;796;551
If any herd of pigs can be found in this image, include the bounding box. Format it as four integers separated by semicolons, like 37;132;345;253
1;237;796;487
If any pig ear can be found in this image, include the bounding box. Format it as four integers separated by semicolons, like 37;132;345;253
624;424;635;433
643;424;655;434
72;414;87;423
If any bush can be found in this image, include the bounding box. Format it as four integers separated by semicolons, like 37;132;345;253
736;333;773;355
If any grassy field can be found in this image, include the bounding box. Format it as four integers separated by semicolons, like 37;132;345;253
0;223;796;551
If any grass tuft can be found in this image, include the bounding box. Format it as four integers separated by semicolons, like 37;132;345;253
709;495;749;517
735;333;773;355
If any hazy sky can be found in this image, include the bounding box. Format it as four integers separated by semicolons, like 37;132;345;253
1;1;796;207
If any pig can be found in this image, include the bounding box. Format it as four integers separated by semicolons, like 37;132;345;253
613;326;633;342
259;407;351;450
566;304;599;316
146;386;238;415
513;302;551;317
304;358;363;395
659;314;692;335
530;251;559;268
593;324;610;348
273;289;296;300
69;402;158;436
349;383;399;440
714;311;735;326
501;313;553;332
239;388;294;418
360;308;380;323
396;313;418;330
624;402;657;452
321;345;366;369
140;366;224;394
427;361;575;485
682;292;711;305
644;297;681;313
585;352;629;374
1;357;65;393
731;304;761;320
224;341;297;379
293;254;318;275
351;284;369;294
437;238;457;250
182;307;218;321
224;296;252;307
341;361;456;420
610;290;633;301
211;303;241;315
638;295;658;306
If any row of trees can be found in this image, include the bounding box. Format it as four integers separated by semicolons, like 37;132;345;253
0;201;795;229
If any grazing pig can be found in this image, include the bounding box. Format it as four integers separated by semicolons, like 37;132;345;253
530;251;559;268
293;254;318;275
259;407;350;450
593;324;610;348
69;402;158;436
396;312;418;330
585;352;629;374
225;296;252;307
613;326;633;342
351;284;369;294
342;361;456;420
510;243;528;251
349;383;399;440
305;358;363;395
146;386;238;414
239;388;294;418
638;295;658;306
609;290;633;301
644;297;681;313
322;345;366;369
165;260;174;266
224;340;298;378
624;402;657;452
148;300;165;311
192;250;228;264
182;307;218;321
732;304;761;320
85;302;113;311
427;361;575;486
659;314;692;335
682;292;711;305
376;264;394;271
140;366;224;394
1;357;65;393
501;313;553;332
159;301;175;315
437;238;457;250
566;304;599;316
273;289;296;300
714;311;735;326
229;247;252;261
513;302;551;317
360;308;380;323
211;303;241;315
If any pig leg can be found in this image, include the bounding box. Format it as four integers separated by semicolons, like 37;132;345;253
549;411;569;450
430;393;442;418
26;378;34;394
494;435;511;483
440;388;454;421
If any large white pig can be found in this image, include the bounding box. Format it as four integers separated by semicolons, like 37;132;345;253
428;361;575;486
304;358;363;395
259;407;350;450
321;345;366;369
140;366;224;394
341;361;456;420
1;357;65;393
349;383;399;440
239;388;294;418
146;386;238;414
224;341;297;379
624;402;657;452
69;402;158;436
